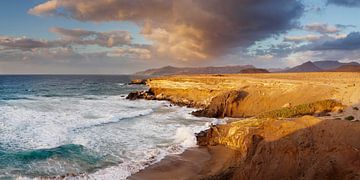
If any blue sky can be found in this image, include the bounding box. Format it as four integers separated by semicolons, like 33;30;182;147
0;0;359;74
0;0;149;44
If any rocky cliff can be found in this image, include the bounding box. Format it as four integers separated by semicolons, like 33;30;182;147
130;72;360;179
146;73;359;117
197;116;360;179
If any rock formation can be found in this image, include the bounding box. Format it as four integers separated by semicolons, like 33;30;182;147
196;116;360;179
129;79;147;85
145;73;359;117
128;72;360;179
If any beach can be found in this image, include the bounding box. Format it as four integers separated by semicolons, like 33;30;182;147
129;72;360;179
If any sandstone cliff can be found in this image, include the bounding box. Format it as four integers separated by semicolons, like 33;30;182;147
197;116;360;180
147;73;360;117
130;72;360;180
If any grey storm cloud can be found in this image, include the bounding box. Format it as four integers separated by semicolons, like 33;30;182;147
50;27;132;47
0;36;64;51
0;28;133;51
29;0;304;61
328;0;360;7
313;32;360;50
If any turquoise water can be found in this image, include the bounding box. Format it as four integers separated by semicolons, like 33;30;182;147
0;75;214;179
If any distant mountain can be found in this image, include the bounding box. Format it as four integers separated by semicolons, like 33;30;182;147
239;68;270;74
285;61;322;72
134;61;360;76
267;68;289;73
313;61;359;70
332;65;360;72
285;61;360;72
134;65;255;76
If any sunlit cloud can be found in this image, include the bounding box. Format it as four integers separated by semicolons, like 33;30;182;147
304;23;340;34
284;35;323;42
29;0;304;61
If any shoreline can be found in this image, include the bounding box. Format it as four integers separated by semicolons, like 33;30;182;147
127;72;360;179
129;146;238;180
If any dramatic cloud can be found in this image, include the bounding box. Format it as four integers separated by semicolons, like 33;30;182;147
0;27;134;52
304;23;340;34
50;27;132;47
284;49;360;67
328;0;360;7
0;26;157;74
107;48;152;59
0;36;57;50
314;32;360;50
30;0;304;61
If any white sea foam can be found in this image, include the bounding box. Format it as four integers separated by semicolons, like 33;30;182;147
174;126;198;147
0;95;216;179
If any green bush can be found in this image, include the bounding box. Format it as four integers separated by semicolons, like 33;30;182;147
345;116;355;121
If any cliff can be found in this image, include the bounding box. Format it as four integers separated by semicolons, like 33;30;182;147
146;72;360;117
196;116;360;179
130;72;360;179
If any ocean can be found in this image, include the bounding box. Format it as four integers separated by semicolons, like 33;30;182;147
0;75;219;179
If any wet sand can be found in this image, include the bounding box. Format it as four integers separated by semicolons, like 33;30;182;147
129;146;238;180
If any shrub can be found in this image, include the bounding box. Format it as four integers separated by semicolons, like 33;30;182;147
345;116;355;121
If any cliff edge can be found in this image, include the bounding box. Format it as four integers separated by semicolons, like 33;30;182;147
146;73;359;117
129;72;360;179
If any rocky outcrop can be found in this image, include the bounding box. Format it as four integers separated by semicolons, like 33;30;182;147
145;73;359;118
126;91;155;100
129;79;147;85
192;90;249;118
128;72;360;179
196;116;360;179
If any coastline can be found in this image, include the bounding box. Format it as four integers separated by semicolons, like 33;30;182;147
128;72;360;179
129;146;238;180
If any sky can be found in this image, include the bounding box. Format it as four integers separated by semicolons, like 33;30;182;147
0;0;360;74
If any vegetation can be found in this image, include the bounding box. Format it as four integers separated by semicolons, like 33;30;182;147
345;116;355;121
257;100;344;119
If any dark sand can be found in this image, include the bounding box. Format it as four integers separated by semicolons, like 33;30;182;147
129;146;237;180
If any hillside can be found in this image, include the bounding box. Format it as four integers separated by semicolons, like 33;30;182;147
286;61;360;72
285;61;322;72
134;61;360;76
333;64;360;72
313;61;359;70
239;68;269;73
134;65;254;76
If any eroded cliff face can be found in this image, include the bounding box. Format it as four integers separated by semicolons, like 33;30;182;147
147;73;360;117
197;116;360;180
129;72;360;179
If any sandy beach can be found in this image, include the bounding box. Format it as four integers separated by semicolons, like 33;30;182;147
129;146;237;180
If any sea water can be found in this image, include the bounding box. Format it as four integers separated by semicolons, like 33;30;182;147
0;75;220;179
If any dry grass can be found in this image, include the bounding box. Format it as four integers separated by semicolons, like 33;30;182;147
257;100;344;119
